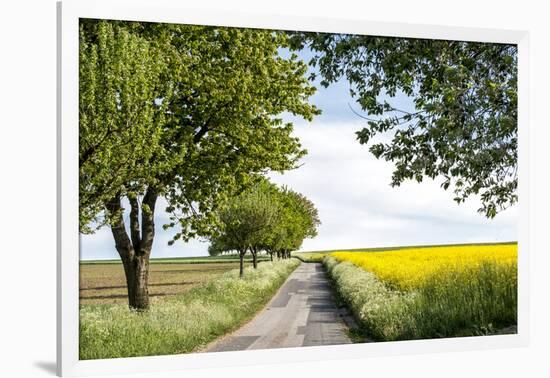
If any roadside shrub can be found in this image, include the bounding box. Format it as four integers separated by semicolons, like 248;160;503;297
80;259;300;359
292;252;327;262
325;257;415;340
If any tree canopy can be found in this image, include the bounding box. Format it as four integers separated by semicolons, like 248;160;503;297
80;20;320;236
214;180;281;273
210;180;320;275
291;34;517;218
79;19;320;309
271;186;320;255
79;21;173;231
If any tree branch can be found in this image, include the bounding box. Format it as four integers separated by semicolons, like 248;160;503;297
192;101;233;143
140;187;158;255
105;195;135;262
128;196;141;252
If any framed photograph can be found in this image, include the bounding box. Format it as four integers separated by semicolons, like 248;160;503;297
57;0;529;376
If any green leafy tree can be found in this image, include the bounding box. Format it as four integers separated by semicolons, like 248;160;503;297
213;183;282;276
255;184;321;260
79;21;173;232
207;238;230;256
291;34;517;218
79;20;319;310
211;180;320;270
275;187;321;258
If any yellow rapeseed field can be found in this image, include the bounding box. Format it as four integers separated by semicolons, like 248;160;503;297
331;244;517;291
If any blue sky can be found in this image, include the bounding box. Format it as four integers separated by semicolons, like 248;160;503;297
80;45;517;260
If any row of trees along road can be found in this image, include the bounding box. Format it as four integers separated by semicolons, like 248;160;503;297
79;20;320;310
80;20;518;311
208;180;321;277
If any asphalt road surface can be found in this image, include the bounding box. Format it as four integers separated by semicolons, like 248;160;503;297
206;262;351;352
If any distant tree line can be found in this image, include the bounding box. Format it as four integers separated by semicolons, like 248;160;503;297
208;179;320;276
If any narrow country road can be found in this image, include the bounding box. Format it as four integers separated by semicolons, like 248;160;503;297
206;262;351;352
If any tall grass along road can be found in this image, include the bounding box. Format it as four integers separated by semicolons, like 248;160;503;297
206;262;351;352
80;259;299;359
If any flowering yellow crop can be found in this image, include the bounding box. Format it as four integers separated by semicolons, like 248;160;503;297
331;244;517;291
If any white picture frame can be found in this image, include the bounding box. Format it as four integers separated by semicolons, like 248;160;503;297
57;0;530;376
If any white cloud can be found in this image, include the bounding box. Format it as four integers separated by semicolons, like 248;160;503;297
269;121;518;252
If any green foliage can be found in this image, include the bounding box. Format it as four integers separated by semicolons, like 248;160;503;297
207;238;229;256
79;19;320;239
324;256;517;341
214;180;283;254
160;27;321;242
210;180;321;260
292;34;517;218
273;186;321;251
79;259;299;359
79;21;172;230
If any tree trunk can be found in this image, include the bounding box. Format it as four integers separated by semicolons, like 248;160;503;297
106;188;158;311
251;247;258;269
239;250;245;278
269;251;273;262
122;254;150;310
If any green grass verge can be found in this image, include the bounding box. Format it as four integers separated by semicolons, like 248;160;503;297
323;256;517;341
293;241;517;263
79;258;300;359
